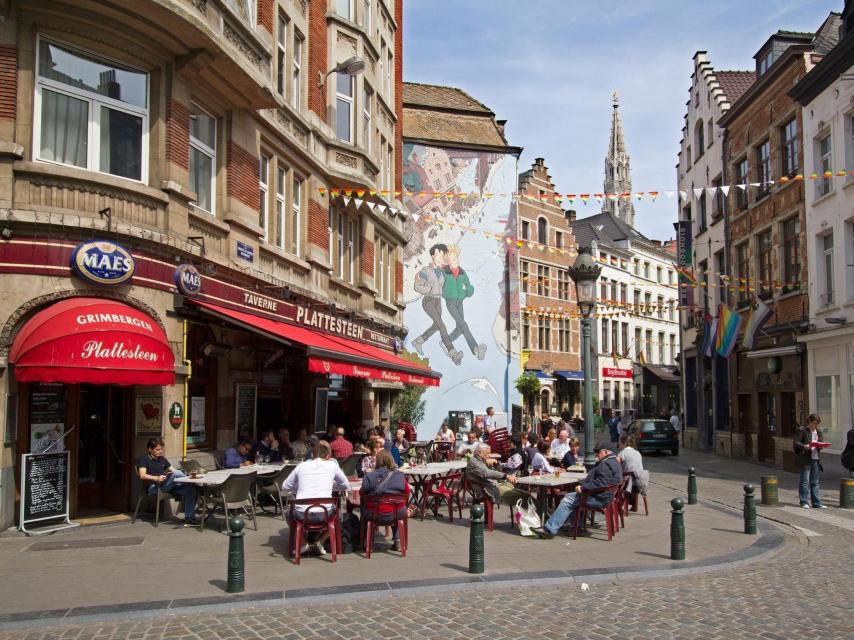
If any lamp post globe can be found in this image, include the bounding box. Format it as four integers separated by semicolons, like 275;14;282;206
568;247;602;469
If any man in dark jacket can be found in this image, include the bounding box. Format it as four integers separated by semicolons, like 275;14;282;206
793;414;827;508
532;448;623;539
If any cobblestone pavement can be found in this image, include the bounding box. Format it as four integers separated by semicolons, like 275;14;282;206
3;451;852;640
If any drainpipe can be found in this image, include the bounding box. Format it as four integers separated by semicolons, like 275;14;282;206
722;127;734;459
182;319;192;460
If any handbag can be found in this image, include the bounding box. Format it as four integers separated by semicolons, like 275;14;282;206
512;499;540;537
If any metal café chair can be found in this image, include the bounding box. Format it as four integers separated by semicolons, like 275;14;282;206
209;471;259;531
131;479;172;527
179;459;203;475
258;464;297;520
340;453;365;477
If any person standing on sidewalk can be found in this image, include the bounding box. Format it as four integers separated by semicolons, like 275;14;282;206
794;414;826;509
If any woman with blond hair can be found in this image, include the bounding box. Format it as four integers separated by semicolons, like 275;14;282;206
361;449;408;552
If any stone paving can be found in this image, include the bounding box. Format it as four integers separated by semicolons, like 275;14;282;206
1;450;852;639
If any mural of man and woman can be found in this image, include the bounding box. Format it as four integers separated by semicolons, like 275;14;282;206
411;243;486;366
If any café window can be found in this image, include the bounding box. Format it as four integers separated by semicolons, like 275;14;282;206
375;237;394;303
190;105;217;213
35;38;148;182
329;206;358;284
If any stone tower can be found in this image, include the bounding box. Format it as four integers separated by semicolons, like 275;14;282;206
602;92;636;227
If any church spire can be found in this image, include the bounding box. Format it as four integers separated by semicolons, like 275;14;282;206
602;91;636;227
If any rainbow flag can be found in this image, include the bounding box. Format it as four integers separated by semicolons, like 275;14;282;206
716;304;743;358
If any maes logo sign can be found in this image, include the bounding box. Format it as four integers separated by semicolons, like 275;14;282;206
71;241;135;286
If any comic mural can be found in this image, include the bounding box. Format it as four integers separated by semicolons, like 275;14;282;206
402;143;521;436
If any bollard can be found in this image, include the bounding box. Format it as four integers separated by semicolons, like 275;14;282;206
743;484;757;535
841;478;854;509
469;503;485;574
227;516;246;593
687;467;698;505
760;476;779;506
670;498;685;560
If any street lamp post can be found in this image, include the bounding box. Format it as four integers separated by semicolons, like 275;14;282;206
568;247;602;470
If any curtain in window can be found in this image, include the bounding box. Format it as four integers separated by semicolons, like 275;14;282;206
40;89;88;168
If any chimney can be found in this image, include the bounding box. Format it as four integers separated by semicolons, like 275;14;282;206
565;209;577;222
496;119;507;139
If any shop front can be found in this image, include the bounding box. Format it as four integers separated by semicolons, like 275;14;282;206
601;366;633;418
640;364;681;418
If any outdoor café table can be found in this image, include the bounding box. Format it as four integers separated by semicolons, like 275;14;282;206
512;471;586;522
402;460;466;519
175;463;286;531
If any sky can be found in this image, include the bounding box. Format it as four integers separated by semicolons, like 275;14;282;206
403;0;840;242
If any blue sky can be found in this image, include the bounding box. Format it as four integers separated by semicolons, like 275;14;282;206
403;0;840;242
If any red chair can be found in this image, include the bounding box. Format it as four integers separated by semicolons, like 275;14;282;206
430;441;454;462
287;498;339;565
360;491;409;558
398;421;417;443
572;484;621;541
487;428;512;460
423;472;464;522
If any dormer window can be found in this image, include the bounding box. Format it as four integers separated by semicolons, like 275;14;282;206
757;49;774;76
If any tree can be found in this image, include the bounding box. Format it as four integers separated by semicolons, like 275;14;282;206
514;373;541;418
392;384;426;426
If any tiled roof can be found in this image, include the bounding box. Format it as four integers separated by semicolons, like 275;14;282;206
403;82;493;114
717;71;755;104
402;108;507;147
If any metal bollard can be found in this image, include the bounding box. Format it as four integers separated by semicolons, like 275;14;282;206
227;516;246;593
469;503;485;574
743;484;757;535
841;478;854;509
760;476;779;506
670;498;685;561
687;467;698;505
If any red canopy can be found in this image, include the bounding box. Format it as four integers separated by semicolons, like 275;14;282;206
9;298;175;385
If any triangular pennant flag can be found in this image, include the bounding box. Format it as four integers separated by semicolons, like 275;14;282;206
665;191;675;198
353;198;363;209
749;183;760;188
737;184;747;191
678;190;687;201
635;192;644;201
719;186;730;196
693;188;704;199
649;191;659;201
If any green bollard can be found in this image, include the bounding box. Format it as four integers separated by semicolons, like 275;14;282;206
227;516;245;593
743;484;757;535
687;467;698;505
670;498;685;561
841;479;854;509
469;503;485;574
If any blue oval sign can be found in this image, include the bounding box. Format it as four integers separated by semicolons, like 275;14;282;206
71;241;135;286
174;264;202;296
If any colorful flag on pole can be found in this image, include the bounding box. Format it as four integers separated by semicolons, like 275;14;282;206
701;314;718;358
742;299;773;350
715;304;743;358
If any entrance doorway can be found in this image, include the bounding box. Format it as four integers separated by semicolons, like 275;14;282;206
76;385;131;513
757;392;776;463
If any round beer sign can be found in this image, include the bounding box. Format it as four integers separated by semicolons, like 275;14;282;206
71;240;135;286
174;264;202;296
168;402;184;429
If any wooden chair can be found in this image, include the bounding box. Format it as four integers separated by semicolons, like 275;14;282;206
612;476;631;531
423;472;465;522
572;484;621;541
623;472;649;516
287;498;339;564
360;492;409;558
210;471;258;531
131;482;172;527
257;464;296;520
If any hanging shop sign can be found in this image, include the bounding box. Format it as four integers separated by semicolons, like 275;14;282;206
174;264;202;296
70;240;135;286
168;402;184;429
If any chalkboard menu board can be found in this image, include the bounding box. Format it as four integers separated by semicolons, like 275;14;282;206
20;452;76;534
314;388;329;434
235;383;257;440
511;404;523;434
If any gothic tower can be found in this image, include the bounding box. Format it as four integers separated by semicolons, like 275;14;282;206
602;92;636;227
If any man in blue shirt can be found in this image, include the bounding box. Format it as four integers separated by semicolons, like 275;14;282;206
224;440;253;468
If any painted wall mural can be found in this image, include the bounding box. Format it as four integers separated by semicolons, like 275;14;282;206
402;143;521;436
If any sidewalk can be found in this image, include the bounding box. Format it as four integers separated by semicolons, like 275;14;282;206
0;478;779;621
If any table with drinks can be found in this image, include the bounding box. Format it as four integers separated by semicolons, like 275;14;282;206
513;470;587;521
401;459;468;519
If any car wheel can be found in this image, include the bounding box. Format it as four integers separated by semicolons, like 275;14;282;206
671;448;679;456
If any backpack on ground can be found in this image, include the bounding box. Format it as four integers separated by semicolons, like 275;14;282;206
340;512;361;553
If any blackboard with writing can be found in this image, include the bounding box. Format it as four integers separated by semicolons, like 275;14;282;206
235;384;257;441
21;452;69;524
511;404;523;434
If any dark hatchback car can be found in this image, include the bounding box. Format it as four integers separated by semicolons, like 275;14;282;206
625;419;679;455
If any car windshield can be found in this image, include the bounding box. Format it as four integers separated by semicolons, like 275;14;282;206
631;420;670;433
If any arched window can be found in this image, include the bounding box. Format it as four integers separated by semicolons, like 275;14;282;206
694;119;704;159
537;217;548;245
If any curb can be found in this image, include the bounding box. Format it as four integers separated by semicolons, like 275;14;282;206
0;523;787;630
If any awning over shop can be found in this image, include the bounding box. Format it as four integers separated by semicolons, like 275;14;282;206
554;370;584;380
528;370;554;381
642;365;680;382
9;298;175;385
192;301;440;387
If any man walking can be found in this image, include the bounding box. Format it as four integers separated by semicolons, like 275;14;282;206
411;243;462;365
442;245;486;360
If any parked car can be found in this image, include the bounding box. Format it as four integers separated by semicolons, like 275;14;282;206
625;419;679;455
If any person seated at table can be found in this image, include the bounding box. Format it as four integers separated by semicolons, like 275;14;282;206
330;427;354;461
303;435;320;460
466;444;527;507
393;428;410;459
361;449;408;552
550;429;571;461
359;438;384;478
371;426;401;466
456;431;480;456
532;447;623;539
275;428;294;461
544;427;557;446
524;432;540;468
617;435;649;495
137;437;198;526
531;440;555;474
435;419;456;443
291;429;309;459
502;433;529;475
252;430;279;463
282;439;350;556
560;437;583;468
223;440;253;468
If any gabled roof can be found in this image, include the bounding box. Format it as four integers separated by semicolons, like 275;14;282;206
568;211;648;248
403;82;493;114
716;71;755;104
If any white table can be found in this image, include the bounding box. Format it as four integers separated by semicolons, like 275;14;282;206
513;472;587;521
401;461;467;518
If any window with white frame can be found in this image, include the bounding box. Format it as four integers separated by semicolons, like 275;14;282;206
815;132;833;199
329;207;358;283
538;317;551;351
375;237;394;302
386;49;393;100
335;0;353;20
189;105;216;212
292;31;303;110
536;264;549;297
846;220;854;302
379;41;386;97
238;0;256;26
820;232;835;306
520;260;529;294
601;318;609;353
362;85;373;154
756;139;771;194
276;13;287;97
259;155;269;238
559;318;570;352
658;331;665;364
780;118;799;177
276;166;285;249
386;144;393;193
35;38;148;181
290;175;302;256
363;0;371;32
336;73;354;142
379;136;386;190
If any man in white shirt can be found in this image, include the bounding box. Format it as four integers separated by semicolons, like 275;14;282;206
282;440;350;555
483;406;497;436
436;419;456;443
457;431;480;455
549;429;571;460
669;412;681;434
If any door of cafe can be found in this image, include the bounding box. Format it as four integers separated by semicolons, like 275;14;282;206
757;392;776;463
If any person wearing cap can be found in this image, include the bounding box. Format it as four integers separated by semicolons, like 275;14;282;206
532;447;623;539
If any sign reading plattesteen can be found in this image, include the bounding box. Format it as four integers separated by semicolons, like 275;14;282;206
234;383;257;441
19;451;78;535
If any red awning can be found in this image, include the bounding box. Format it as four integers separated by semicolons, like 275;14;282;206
193;300;440;387
9;298;175;386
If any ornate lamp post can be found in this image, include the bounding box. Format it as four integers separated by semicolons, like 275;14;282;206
568;247;602;469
